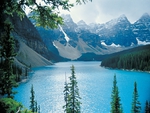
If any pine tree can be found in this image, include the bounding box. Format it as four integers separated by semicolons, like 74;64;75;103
30;84;35;112
63;73;69;112
35;101;38;113
145;101;149;113
110;75;123;113
0;19;18;98
131;82;141;113
29;84;39;113
64;65;81;113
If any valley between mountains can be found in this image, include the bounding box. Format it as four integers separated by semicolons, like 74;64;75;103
36;13;150;60
7;13;150;67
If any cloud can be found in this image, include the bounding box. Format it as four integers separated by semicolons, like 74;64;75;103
62;0;150;24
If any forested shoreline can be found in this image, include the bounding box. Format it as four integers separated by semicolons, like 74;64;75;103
101;45;150;72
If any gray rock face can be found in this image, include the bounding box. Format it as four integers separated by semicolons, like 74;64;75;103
6;13;54;67
36;13;150;60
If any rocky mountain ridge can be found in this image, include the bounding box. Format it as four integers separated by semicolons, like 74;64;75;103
1;12;149;67
36;13;150;60
1;13;54;67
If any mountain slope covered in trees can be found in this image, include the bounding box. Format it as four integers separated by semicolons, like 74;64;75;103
101;44;150;71
0;13;55;68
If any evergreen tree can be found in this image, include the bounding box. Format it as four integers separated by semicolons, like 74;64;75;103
0;19;18;98
64;65;81;113
35;101;38;113
30;84;35;112
145;101;149;113
131;82;141;113
29;84;39;113
110;75;123;113
63;73;69;112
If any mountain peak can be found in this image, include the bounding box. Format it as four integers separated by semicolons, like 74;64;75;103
61;14;74;23
77;20;87;26
76;20;89;30
104;14;129;29
140;13;150;20
118;14;128;21
136;13;150;23
142;13;150;18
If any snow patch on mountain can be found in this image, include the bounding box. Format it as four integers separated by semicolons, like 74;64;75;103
101;41;107;46
59;25;70;42
136;38;150;45
130;42;135;46
101;41;121;47
110;43;121;47
53;42;58;49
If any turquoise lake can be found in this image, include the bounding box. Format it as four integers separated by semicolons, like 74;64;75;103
14;61;150;113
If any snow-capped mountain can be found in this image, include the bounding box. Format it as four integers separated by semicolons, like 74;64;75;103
77;20;89;30
61;14;77;31
104;14;129;29
132;13;150;42
89;14;136;47
35;13;150;60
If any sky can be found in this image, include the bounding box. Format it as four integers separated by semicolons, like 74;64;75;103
60;0;150;24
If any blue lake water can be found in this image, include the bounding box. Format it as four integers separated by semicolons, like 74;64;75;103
14;61;150;113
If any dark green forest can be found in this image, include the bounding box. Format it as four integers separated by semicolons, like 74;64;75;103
101;45;150;71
